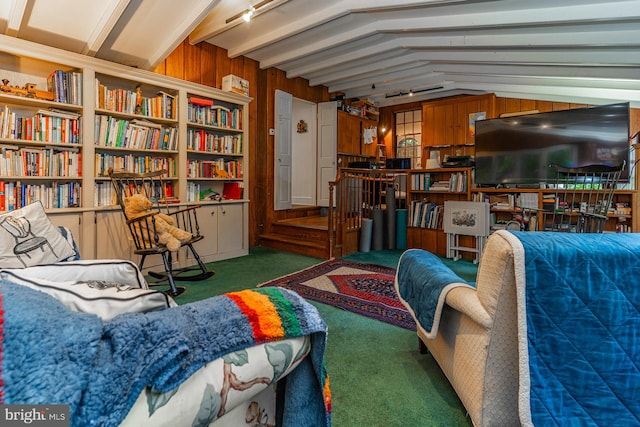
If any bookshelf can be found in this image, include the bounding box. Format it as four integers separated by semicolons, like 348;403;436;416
406;167;472;255
0;66;83;211
185;94;244;203
0;34;251;265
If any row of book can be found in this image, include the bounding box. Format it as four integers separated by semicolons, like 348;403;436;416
409;200;444;229
186;129;242;154
94;115;178;151
0;146;81;177
94;153;176;177
473;192;538;211
47;70;83;105
95;78;176;120
0;181;81;211
0;106;81;144
187;159;243;179
187;103;242;130
94;180;176;207
411;171;468;192
186;181;243;202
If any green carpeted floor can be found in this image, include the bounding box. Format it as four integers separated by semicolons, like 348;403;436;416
168;247;477;427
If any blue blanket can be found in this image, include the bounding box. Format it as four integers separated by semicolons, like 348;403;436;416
512;231;640;426
394;249;474;339
1;281;330;427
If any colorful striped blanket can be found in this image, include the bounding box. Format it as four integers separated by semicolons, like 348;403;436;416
1;281;331;427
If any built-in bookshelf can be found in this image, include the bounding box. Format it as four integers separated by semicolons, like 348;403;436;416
185;94;244;203
0;64;84;211
0;34;250;264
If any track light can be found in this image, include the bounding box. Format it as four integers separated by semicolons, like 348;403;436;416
384;86;444;98
225;0;273;24
242;7;255;22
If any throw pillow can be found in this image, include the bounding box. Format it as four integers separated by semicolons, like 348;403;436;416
0;270;177;321
2;259;150;289
0;202;76;268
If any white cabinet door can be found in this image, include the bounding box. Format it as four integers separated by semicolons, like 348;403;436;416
95;210;132;261
217;203;244;256
187;203;246;263
187;205;219;263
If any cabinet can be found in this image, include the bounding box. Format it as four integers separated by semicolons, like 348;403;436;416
337;111;378;159
422;94;495;166
187;202;246;264
0;34;250;264
406;167;472;256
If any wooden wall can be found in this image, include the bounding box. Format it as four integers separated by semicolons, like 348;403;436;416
153;39;328;247
155;39;640;247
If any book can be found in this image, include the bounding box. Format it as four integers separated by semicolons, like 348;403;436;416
189;97;214;107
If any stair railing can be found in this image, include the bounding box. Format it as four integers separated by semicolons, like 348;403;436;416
328;168;399;258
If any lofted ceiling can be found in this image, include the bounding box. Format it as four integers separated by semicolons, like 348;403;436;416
2;0;640;108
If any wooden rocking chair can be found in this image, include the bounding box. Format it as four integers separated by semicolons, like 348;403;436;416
108;168;214;296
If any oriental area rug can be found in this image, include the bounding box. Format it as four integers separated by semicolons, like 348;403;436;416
258;259;416;330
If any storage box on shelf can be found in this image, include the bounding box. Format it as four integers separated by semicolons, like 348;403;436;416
1;34;250;266
406;167;472;256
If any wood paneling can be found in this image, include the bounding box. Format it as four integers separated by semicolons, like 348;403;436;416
157;38;640;249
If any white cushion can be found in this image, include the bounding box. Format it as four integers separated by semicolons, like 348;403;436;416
0;202;76;268
2;259;150;289
1;270;177;321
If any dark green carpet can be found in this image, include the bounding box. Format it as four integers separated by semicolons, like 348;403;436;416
168;247;477;427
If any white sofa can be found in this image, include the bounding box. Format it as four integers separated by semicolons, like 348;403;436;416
396;229;640;427
1;226;330;427
395;230;520;426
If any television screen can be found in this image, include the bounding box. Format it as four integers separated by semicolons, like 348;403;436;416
474;102;630;186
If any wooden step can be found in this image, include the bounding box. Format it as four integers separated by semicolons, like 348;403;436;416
260;232;329;259
270;221;328;242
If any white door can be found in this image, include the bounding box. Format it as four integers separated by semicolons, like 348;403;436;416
292;98;317;206
274;90;293;211
317;101;337;207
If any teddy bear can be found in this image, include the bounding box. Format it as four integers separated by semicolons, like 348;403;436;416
123;193;192;252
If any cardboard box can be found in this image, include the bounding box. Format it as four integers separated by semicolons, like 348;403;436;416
222;74;249;96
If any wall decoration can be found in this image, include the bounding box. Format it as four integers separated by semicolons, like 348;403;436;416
297;119;308;133
468;112;486;137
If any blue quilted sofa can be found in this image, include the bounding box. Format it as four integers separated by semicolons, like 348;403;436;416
395;230;640;426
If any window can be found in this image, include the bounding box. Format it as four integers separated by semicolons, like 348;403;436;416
395;110;421;168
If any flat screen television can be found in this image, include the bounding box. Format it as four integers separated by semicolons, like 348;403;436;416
474;102;630;186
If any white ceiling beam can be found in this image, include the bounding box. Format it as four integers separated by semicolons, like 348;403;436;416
147;0;221;68
328;64;434;92
219;0;640;62
430;63;640;81
307;53;431;86
83;0;130;56
452;81;640;104
190;0;299;45
6;0;27;36
343;72;446;99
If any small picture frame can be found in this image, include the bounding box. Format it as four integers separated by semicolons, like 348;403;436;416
444;201;490;237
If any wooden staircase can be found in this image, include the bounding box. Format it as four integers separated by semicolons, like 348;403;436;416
260;215;330;259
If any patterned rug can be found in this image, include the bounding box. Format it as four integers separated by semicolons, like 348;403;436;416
258;259;416;330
